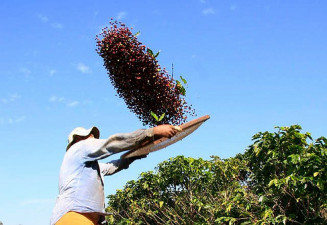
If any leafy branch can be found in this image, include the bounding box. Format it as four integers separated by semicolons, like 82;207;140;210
176;75;187;96
147;48;161;58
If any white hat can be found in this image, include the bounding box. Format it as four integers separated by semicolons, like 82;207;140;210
66;126;100;150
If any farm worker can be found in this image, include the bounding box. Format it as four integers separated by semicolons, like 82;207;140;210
50;125;178;225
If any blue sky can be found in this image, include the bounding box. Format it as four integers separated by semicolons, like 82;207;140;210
1;0;327;224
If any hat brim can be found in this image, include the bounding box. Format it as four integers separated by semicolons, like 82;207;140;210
66;126;100;150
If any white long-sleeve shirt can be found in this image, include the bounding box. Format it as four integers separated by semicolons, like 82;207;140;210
50;128;154;225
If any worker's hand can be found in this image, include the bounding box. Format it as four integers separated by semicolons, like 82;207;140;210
128;154;148;163
153;124;182;138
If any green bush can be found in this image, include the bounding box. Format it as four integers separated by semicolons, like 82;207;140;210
106;125;327;224
244;125;327;224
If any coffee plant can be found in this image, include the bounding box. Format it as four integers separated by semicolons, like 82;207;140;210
105;125;327;224
96;19;195;127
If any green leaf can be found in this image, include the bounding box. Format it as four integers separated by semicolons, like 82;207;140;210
154;50;161;58
314;172;319;177
253;144;261;156
134;31;141;37
151;111;159;121
229;218;237;225
268;179;277;187
176;80;186;96
147;48;154;57
158;113;165;121
226;204;232;213
317;179;324;190
180;86;186;96
159;201;164;208
263;209;272;219
180;76;187;84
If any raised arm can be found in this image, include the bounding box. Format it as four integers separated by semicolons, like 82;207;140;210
101;124;179;152
84;125;179;161
101;128;154;153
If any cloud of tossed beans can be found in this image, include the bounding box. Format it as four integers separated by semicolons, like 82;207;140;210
96;19;195;127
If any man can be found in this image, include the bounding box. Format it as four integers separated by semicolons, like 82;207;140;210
50;124;179;225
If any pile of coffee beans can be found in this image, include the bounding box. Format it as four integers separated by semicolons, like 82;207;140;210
96;20;195;126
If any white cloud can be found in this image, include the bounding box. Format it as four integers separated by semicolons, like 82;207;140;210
202;8;215;15
117;11;127;20
51;23;63;29
49;69;56;76
1;93;21;104
37;14;48;23
77;63;91;74
37;13;63;29
49;96;88;108
8;116;26;124
20;67;32;76
49;96;65;103
9;93;20;101
67;101;79;107
49;96;56;102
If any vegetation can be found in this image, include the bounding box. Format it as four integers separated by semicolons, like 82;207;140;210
105;125;327;224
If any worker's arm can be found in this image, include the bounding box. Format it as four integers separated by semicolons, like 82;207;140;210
82;125;178;161
99;155;147;176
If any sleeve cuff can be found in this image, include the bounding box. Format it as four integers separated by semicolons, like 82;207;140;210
146;128;154;139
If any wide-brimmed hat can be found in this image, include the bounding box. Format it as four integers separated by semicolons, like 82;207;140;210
66;126;100;150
